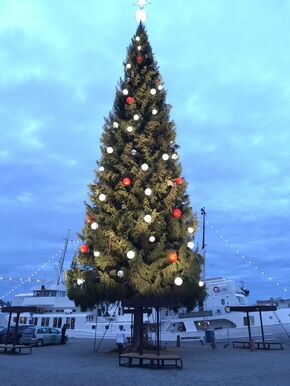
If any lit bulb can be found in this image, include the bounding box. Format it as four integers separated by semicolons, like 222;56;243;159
174;277;183;286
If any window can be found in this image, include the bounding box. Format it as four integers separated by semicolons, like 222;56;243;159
66;317;75;330
243;316;255;326
41;317;50;326
221;299;225;305
32;317;38;326
19;317;27;324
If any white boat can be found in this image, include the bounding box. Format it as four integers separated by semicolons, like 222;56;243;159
1;276;290;342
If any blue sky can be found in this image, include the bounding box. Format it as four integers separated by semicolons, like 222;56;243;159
0;0;289;302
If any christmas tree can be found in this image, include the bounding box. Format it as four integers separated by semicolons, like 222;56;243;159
66;22;204;318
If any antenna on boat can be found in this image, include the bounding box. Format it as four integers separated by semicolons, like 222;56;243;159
56;229;71;285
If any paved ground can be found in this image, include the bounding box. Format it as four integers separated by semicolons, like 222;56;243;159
1;338;290;386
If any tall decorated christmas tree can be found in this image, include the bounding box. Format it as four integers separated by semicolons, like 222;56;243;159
66;4;205;341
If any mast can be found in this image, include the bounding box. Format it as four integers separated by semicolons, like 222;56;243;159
201;207;206;281
57;229;71;285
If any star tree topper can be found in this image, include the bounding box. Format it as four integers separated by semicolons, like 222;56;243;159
135;0;150;22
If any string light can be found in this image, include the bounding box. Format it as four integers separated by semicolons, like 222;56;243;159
0;239;81;299
207;220;289;293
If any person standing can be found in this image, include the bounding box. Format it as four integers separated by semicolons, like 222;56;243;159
61;324;67;344
116;325;126;355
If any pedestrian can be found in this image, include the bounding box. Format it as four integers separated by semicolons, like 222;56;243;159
116;325;126;355
61;324;67;344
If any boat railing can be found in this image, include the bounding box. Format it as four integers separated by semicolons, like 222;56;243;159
178;310;213;319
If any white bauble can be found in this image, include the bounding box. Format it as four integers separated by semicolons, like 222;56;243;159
187;241;194;249
131;149;137;156
152;109;158;115
126;63;132;69
94;251;100;257
141;163;149;171
174;277;183;286
113;122;119;128
99;166;105;172
127;126;133;132
107;147;113;154
127;250;135;260
144;214;152;223
172;153;179;160
144;188;152;196
162;153;169;161
77;278;85;285
158;85;163;90
149;236;155;242
99;194;106;201
198;280;204;287
91;222;98;230
117;270;124;278
133;114;140;121
137;46;142;51
188;227;194;234
135;36;140;41
150;88;157;95
122;89;128;95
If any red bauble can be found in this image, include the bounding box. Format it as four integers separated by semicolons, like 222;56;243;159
175;177;184;185
173;208;182;218
137;55;143;64
86;214;95;223
167;252;178;264
122;177;132;187
126;97;134;104
80;244;89;253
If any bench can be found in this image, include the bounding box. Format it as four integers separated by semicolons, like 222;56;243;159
0;344;32;355
119;352;183;369
232;340;284;350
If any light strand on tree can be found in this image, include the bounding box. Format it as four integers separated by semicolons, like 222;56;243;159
207;220;288;293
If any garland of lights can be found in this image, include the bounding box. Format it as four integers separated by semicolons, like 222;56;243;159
0;239;80;299
207;221;288;293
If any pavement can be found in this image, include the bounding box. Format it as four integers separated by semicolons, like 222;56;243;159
0;338;290;386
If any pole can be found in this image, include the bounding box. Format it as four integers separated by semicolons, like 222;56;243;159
57;229;71;285
259;310;265;342
156;306;160;356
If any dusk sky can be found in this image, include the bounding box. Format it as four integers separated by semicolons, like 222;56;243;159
0;0;289;303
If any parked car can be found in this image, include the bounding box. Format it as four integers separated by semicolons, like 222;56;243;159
0;325;33;344
20;327;68;346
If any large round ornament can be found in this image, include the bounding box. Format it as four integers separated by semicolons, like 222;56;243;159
162;153;169;161
137;55;143;64
86;214;96;223
144;214;152;223
122;177;132;187
127;126;133;132
77;278;85;285
188;227;194;234
149;236;155;242
172;153;179;160
167;251;178;263
198;280;204;287
99;166;105;172
126;96;134;104
99;194;106;202
137;45;142;51
173;208;182;218
144;188;152;196
91;222;98;230
175;177;183;185
135;36;140;42
80;244;89;253
131;149;137;156
122;89;128;95
94;251;100;257
113;122;119;128
127;250;135;260
150;88;157;95
126;63;132;69
133;114;140;121
174;277;183;286
107;147;113;154
187;241;194;249
141;163;149;171
158;85;163;91
152;109;158;115
117;270;124;278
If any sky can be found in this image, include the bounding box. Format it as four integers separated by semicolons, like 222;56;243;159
0;0;289;303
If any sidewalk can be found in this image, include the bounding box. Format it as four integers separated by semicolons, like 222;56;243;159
0;338;289;386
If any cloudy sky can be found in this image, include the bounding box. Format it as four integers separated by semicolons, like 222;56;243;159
0;0;289;302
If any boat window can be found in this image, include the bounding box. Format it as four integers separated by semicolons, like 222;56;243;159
66;317;75;330
20;317;27;324
41;317;50;327
243;316;254;326
221;299;225;305
32;317;38;326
